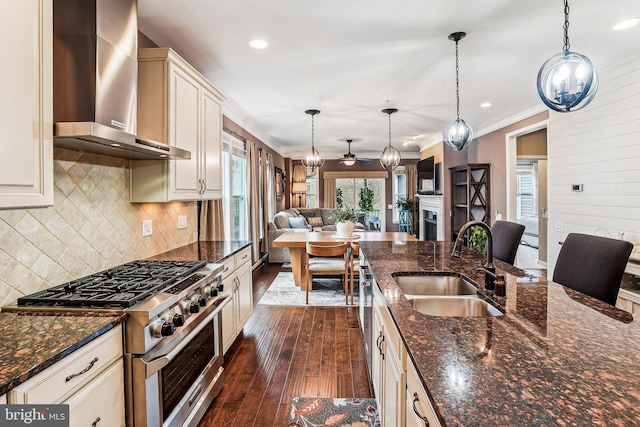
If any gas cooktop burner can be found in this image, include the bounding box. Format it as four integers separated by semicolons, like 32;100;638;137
17;260;207;308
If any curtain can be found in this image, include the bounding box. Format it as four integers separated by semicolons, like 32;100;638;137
199;199;225;241
247;141;260;263
406;164;417;199
262;152;274;253
405;163;418;231
323;177;336;208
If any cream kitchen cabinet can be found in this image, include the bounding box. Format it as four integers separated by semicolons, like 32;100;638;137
372;283;406;427
0;394;5;404
221;247;253;353
8;326;124;426
616;288;640;316
406;359;442;427
131;48;224;202
0;0;53;208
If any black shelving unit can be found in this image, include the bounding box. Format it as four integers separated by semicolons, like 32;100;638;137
450;163;490;241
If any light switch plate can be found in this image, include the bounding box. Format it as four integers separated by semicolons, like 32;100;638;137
142;220;153;236
178;215;187;229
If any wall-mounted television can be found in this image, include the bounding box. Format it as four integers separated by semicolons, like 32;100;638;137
417;156;441;195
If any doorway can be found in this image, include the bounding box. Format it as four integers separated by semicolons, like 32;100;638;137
505;122;548;269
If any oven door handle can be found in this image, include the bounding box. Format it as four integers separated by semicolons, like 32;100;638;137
141;295;230;377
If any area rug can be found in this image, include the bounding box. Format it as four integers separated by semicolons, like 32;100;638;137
288;397;379;427
257;272;359;306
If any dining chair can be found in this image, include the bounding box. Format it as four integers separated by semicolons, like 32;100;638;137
492;220;526;265
305;242;349;304
349;241;360;305
553;233;633;306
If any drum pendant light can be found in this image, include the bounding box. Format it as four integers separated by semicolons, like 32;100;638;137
380;108;401;172
443;32;474;151
301;109;324;171
537;0;598;112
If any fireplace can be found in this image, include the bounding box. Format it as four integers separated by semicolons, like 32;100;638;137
416;195;445;240
424;210;438;241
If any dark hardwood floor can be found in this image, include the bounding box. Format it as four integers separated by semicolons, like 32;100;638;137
198;263;374;426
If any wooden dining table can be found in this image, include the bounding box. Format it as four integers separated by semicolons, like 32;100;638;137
272;230;418;290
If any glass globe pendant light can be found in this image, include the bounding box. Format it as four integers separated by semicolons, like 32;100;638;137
301;109;324;171
380;108;401;172
444;32;473;151
537;0;598;112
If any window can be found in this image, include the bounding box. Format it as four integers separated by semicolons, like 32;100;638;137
223;133;248;240
305;171;318;208
392;166;407;223
335;178;384;216
517;161;538;218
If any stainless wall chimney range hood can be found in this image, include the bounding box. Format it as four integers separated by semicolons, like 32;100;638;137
53;0;190;160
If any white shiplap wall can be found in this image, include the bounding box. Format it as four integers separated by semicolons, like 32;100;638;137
547;52;640;274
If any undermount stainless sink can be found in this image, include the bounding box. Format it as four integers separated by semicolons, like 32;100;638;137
410;296;503;317
393;274;478;297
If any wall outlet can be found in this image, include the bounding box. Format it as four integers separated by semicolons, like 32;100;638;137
495;212;502;221
141;220;153;236
388;204;393;209
178;215;187;229
554;221;563;232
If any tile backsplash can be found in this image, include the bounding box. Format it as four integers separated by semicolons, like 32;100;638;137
0;149;198;305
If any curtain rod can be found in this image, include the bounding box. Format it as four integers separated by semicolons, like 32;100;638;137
223;127;248;143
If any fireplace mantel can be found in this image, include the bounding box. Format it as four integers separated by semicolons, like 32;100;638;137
416;194;445;240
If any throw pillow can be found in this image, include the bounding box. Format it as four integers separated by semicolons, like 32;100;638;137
288;216;309;229
274;214;292;229
307;216;323;227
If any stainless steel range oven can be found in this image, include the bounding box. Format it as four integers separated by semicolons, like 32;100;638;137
5;260;228;427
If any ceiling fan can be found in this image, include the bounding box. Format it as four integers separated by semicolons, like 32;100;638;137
340;139;373;165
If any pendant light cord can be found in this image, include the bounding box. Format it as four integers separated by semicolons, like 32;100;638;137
388;113;392;148
563;0;570;52
311;114;315;151
455;39;460;120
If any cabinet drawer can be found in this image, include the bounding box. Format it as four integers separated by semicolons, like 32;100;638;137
406;361;441;427
0;394;5;404
66;359;125;427
10;326;123;404
220;256;235;279
235;247;251;267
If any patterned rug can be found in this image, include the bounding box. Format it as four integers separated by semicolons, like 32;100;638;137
288;397;379;426
257;272;359;306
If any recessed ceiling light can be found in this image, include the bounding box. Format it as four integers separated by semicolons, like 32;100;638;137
248;39;268;49
614;18;639;31
480;102;492;108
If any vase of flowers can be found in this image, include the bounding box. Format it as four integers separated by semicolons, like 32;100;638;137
330;207;358;237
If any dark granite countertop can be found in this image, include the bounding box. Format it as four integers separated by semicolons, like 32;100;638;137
148;240;252;264
0;313;125;396
360;240;640;427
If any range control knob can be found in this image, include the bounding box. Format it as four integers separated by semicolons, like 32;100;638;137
164;312;185;327
153;321;175;338
201;285;213;298
192;293;207;307
189;300;200;313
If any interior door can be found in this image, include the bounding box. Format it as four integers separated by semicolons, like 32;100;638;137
538;160;548;263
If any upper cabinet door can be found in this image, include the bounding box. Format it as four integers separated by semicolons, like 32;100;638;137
0;0;53;208
201;88;223;199
169;63;201;199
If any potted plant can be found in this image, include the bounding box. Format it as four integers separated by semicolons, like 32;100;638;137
395;197;415;212
469;226;488;252
330;207;359;237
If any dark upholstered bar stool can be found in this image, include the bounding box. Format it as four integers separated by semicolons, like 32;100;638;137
553;233;633;306
492;220;526;265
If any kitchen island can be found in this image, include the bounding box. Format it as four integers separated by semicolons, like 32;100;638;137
361;240;640;426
